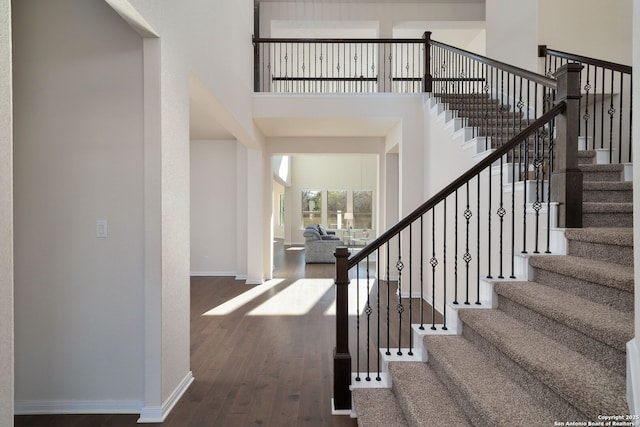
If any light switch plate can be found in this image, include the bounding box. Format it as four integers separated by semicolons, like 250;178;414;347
96;220;108;238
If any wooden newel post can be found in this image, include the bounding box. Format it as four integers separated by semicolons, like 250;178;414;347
333;246;351;411
423;31;432;93
552;63;583;228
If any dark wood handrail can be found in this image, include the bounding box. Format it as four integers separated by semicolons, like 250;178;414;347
430;39;557;90
253;36;425;44
347;100;567;268
538;45;632;74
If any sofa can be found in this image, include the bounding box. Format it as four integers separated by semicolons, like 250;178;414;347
303;225;344;263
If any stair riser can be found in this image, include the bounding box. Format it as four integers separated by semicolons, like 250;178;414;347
581;170;624;182
583;212;633;227
583;190;633;203
496;295;626;376
446;104;504;112
578;155;596;165
567;239;634;266
466;119;528;127
531;268;633;312
459;320;586;420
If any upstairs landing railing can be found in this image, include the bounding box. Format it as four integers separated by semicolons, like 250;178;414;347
539;45;633;164
253;36;427;93
332;63;584;411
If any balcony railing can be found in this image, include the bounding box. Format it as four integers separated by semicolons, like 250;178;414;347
253;36;428;93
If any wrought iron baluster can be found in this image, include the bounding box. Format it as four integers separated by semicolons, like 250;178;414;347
396;234;404;356
464;182;472;305
546;119;555;254
385;240;391;356
355;264;361;381
487;157;492;279
498;154;505;279
522;133;529;254
376;249;381;381
601;66;605;149
408;224;413;356
609;69;616;163
593;67;598;149
629;77;633;163
510;147;517;278
430;210;437;330
419;215;425;329
584;64;591;148
619;72;624;163
533;127;544;254
442;199;448;331
476;176;481;305
454;190;459;304
365;257;372;381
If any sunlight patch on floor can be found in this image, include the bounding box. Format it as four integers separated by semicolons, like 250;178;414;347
324;278;376;316
247;278;334;316
202;279;285;316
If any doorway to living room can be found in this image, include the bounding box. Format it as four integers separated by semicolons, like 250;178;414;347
271;154;379;266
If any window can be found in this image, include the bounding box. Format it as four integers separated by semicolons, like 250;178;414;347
353;190;373;229
327;190;347;229
301;190;322;227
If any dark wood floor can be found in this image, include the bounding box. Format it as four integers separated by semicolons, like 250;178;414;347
15;243;353;427
15;242;440;427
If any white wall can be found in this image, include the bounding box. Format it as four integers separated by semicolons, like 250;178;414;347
394;25;486;56
538;0;632;66
287;155;379;244
260;2;485;38
0;0;12;424
13;0;145;410
190;140;238;275
486;0;633;73
485;0;538;71
116;0;255;414
131;0;259;148
631;0;640;415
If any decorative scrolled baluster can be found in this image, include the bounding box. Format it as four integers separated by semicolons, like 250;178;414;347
430;210;438;330
463;182;472;305
396;235;404;356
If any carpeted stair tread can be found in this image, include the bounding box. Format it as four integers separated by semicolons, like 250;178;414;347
423;334;557;426
353;388;408;427
564;227;633;247
528;255;634;293
493;281;633;351
388;362;472;426
457;309;628;418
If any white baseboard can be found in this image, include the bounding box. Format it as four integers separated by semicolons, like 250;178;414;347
138;371;194;423
15;399;144;415
190;271;236;277
627;339;640;415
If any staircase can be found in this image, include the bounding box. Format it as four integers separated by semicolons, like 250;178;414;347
352;96;634;426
